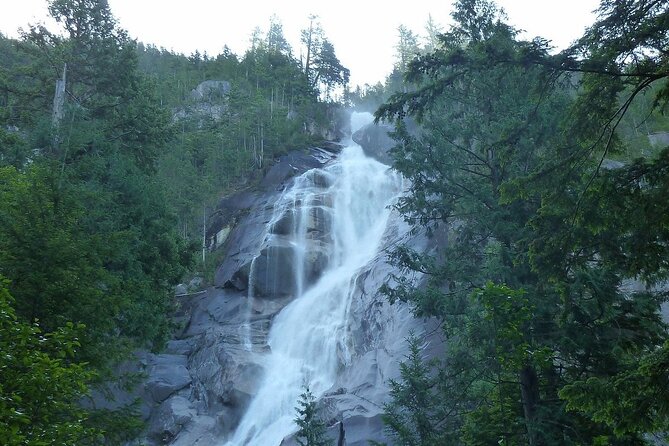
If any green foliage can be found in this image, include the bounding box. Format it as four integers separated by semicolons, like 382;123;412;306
382;334;452;446
0;278;101;446
294;386;331;446
560;341;669;437
376;0;669;444
394;25;420;73
299;16;350;98
134;14;347;241
1;1;348;443
0;4;193;443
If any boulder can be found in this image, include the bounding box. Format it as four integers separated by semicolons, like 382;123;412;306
147;396;196;443
332;414;387;446
188;276;204;291
169;415;219;446
145;354;192;403
188;329;266;420
352;122;396;165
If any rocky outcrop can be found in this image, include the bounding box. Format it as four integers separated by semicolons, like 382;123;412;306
210;146;342;292
148;396;196;444
133;140;433;445
352;122;395;165
173;79;231;123
145;355;192;403
648;131;669;147
191;80;231;102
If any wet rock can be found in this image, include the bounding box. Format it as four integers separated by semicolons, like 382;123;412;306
212;146;340;290
227;262;251;291
271;209;296;236
135;142;435;445
311;193;334;208
251;245;297;298
304;241;331;285
319;141;345;154
306;205;333;241
310;170;334;188
213;198;273;289
260;151;327;191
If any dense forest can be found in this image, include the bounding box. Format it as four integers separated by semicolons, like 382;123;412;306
1;0;668;444
0;0;348;443
375;0;669;445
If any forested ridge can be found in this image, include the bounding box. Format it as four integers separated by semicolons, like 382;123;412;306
0;0;348;443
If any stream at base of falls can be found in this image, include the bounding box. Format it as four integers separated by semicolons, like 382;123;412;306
225;113;400;445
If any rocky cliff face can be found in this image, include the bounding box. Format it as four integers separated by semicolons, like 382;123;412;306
173;80;231;124
351;121;395;165
131;137;435;445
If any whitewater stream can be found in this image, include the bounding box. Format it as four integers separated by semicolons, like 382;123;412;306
225;113;402;445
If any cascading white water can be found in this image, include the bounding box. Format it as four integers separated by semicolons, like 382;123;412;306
226;112;398;445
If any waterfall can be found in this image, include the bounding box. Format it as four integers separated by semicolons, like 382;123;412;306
226;112;399;445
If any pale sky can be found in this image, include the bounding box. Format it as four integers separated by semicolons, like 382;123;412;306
0;0;600;87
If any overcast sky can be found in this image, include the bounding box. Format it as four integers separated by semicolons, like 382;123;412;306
0;0;600;87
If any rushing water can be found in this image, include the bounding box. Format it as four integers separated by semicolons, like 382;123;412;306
226;112;399;445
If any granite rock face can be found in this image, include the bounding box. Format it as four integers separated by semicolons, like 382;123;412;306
190;80;231;102
133;142;434;446
172;79;231;123
145;355;192;403
352;121;396;165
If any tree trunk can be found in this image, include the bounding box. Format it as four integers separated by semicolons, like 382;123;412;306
520;364;541;446
52;63;67;149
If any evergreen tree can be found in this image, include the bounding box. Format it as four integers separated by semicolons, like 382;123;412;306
423;14;443;53
301;14;322;85
295;386;331;446
266;15;292;56
394;25;420;72
300;17;350;96
0;278;101;446
376;0;669;443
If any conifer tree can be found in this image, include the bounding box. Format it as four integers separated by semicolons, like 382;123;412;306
376;0;669;443
295;386;331;446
